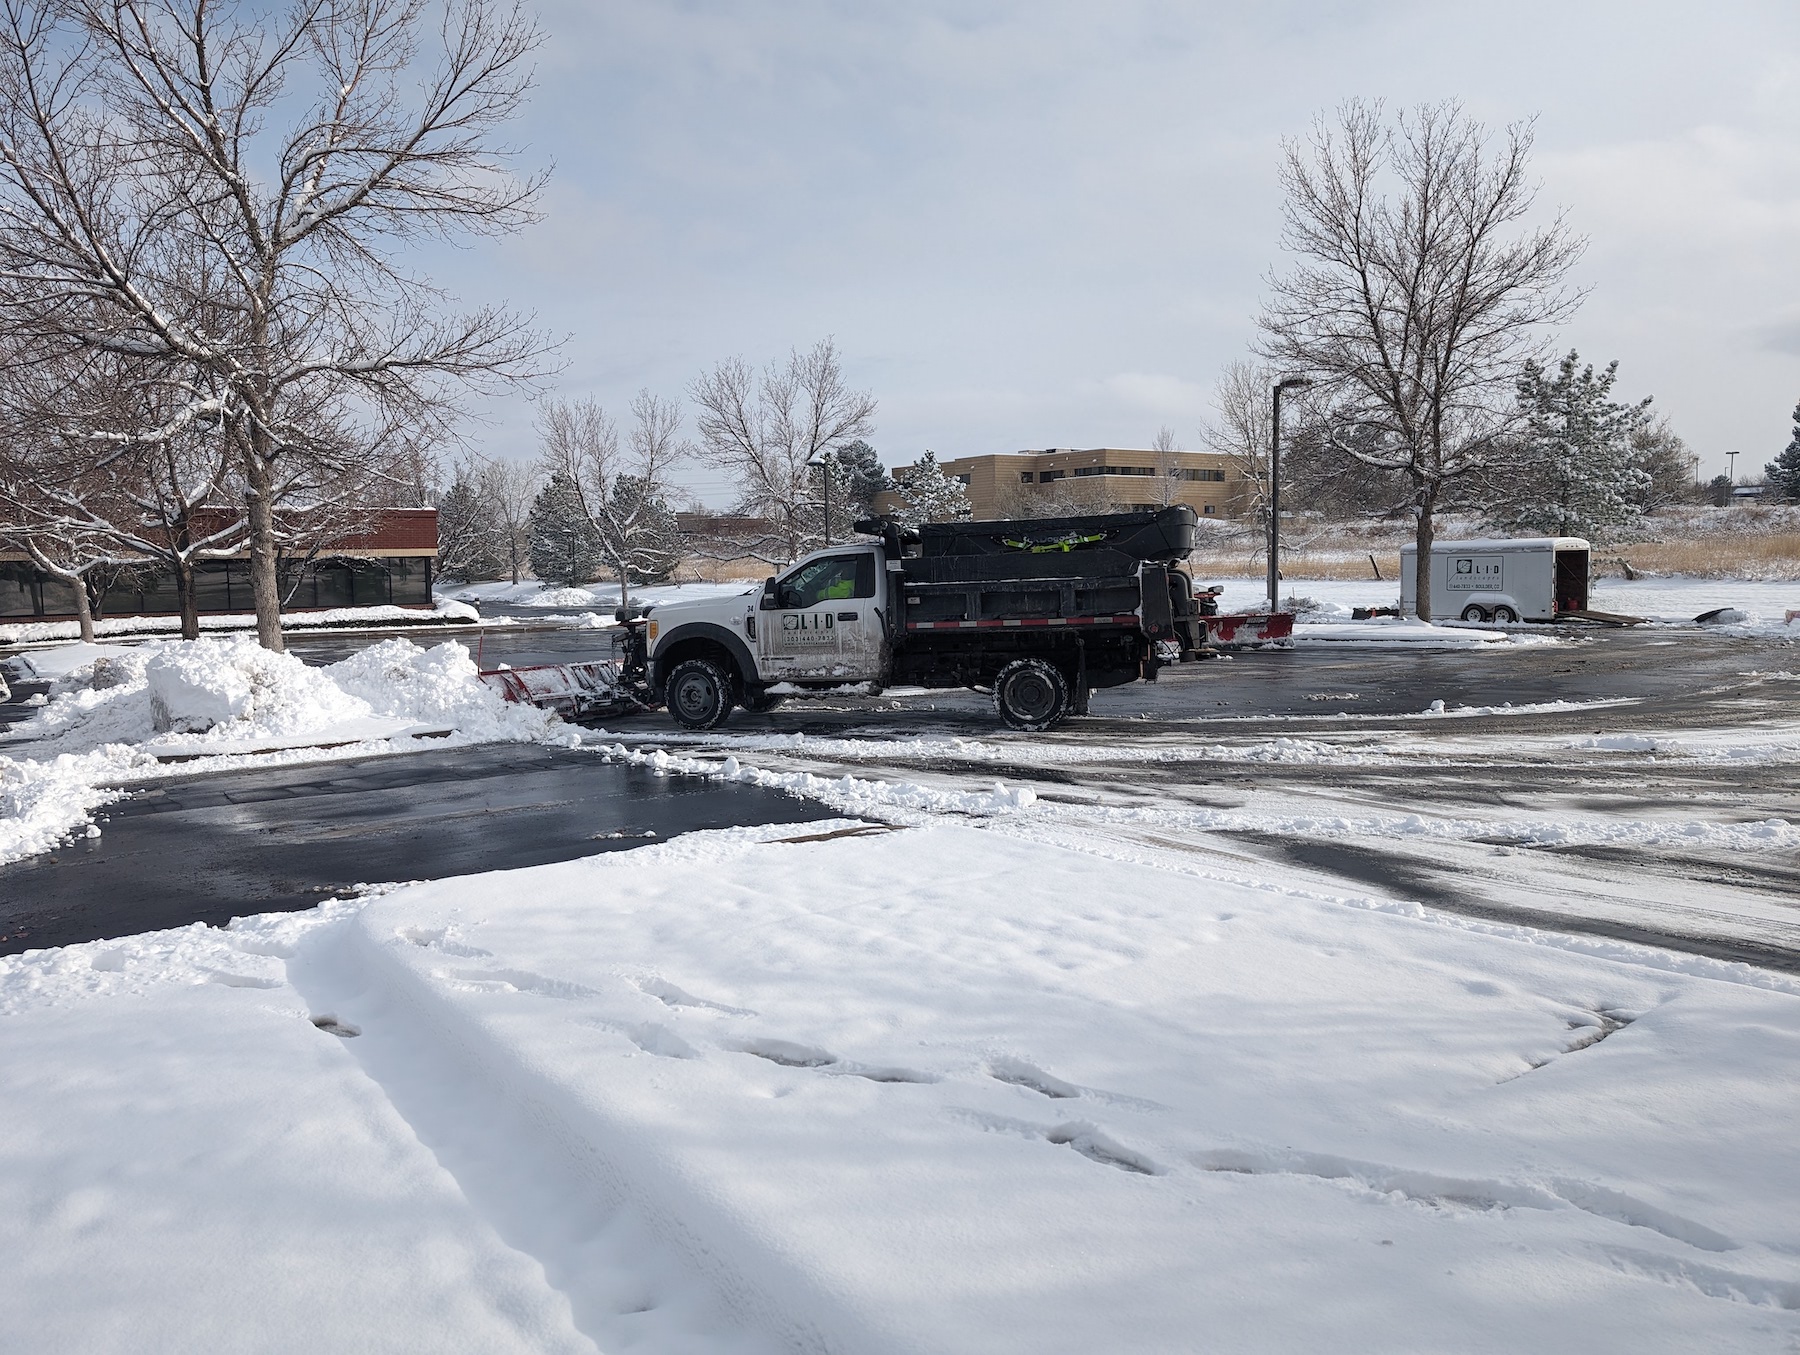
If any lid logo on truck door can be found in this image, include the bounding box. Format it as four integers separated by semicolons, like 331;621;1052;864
1447;556;1503;591
780;611;835;643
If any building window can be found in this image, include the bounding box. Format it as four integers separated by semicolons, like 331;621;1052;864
1073;464;1156;478
1203;504;1215;515
1020;471;1034;483
955;474;971;485
1039;469;1064;482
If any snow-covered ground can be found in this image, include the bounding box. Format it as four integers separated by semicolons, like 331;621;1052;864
1206;575;1800;637
3;815;1796;1353
4;582;1799;1351
0;598;479;647
0;636;567;867
448;579;756;611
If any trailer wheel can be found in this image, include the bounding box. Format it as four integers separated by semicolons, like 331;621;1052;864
740;687;787;714
666;658;736;730
1491;605;1518;624
993;658;1068;732
1460;604;1490;623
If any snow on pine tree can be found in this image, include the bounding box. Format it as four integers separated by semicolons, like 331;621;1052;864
606;475;683;585
1764;402;1800;504
528;474;603;587
1499;352;1652;541
893;451;972;527
436;468;506;581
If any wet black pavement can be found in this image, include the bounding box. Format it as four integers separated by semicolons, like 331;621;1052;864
0;743;832;956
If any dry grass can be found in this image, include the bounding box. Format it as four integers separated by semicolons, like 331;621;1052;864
1188;550;1400;582
1605;534;1800;581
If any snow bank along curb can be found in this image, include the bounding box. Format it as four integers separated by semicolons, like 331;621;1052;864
587;734;1798;856
0;599;479;646
0;636;574;868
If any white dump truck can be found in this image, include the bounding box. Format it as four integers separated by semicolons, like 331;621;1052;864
612;507;1210;731
1400;537;1591;623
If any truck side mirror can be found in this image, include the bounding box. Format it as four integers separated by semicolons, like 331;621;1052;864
759;576;779;610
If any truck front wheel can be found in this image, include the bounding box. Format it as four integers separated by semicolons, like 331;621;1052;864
666;658;736;730
993;658;1069;732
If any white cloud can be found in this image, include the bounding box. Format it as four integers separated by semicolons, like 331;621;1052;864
432;0;1800;493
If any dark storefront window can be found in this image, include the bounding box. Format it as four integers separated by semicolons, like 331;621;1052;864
2;554;435;619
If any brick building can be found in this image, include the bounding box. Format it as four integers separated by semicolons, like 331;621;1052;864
0;507;439;622
887;448;1246;520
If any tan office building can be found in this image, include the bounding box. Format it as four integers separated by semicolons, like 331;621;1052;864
891;448;1247;521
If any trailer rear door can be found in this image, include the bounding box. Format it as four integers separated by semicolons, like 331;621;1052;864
1553;548;1589;614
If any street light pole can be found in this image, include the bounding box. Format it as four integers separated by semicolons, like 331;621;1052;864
1726;450;1738;486
1268;376;1312;614
808;452;835;547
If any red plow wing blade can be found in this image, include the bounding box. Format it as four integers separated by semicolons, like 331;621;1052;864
1207;611;1295;646
478;661;631;721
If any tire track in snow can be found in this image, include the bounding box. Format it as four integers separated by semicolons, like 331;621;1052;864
283;911;897;1355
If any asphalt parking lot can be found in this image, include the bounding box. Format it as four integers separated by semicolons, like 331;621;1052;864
2;622;1795;962
0;743;831;955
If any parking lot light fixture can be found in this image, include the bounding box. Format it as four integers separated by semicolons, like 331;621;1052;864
1269;376;1313;613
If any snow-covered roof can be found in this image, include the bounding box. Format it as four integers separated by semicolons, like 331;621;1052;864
1399;537;1589;553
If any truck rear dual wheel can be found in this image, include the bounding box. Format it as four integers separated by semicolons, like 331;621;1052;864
666;657;736;730
993;658;1069;732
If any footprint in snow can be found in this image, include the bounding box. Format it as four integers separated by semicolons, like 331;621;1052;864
732;1037;939;1084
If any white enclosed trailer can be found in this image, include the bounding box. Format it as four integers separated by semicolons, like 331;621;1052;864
1399;537;1590;623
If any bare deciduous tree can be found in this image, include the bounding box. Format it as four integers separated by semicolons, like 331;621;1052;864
690;338;876;563
537;391;688;606
0;332;241;638
1149;426;1181;507
1258;100;1585;619
481;456;540;586
0;0;551;650
1203;361;1274;522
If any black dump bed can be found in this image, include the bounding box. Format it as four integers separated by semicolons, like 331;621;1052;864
892;506;1199;632
917;505;1197;563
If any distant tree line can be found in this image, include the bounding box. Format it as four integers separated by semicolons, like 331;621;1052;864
436;337;979;591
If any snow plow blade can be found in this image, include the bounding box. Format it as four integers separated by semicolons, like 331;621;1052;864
478;661;637;723
1206;611;1295;647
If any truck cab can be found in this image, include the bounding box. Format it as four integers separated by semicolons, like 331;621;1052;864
642;543;892;726
753;546;889;682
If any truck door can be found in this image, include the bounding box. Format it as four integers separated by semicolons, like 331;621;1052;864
758;550;883;681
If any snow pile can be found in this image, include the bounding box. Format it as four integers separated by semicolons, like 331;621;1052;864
145;639;367;735
0;637;569;867
521;586;603;609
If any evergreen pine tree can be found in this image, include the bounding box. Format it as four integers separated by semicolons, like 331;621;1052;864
1499;351;1652;541
1764;402;1800;504
435;471;505;580
835;440;892;516
528;473;603;587
607;475;683;585
893;451;972;527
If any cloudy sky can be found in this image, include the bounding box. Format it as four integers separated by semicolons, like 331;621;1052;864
444;0;1800;502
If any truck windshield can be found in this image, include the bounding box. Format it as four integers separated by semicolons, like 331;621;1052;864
778;553;875;608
